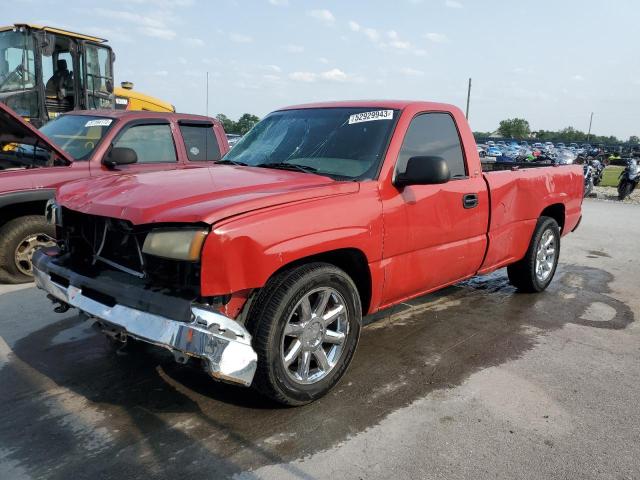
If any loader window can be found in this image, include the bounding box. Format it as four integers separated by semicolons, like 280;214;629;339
114;124;177;163
42;35;77;119
0;30;36;92
86;44;113;109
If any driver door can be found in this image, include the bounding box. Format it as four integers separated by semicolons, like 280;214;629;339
380;112;489;305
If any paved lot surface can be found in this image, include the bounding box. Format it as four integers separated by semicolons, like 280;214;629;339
0;199;638;479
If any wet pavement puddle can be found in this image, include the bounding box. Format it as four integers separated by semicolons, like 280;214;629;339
0;265;634;479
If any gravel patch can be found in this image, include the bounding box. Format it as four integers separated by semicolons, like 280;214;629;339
589;185;640;204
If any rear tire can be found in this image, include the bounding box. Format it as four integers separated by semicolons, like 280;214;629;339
246;263;362;406
0;216;55;284
618;181;632;201
507;216;560;293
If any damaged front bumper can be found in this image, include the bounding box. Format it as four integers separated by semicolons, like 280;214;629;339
32;250;257;387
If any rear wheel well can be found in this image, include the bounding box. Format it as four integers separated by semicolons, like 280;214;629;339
540;203;565;233
0;201;47;228
269;249;372;315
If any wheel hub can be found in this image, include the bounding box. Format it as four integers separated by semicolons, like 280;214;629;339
301;320;325;349
14;234;56;277
280;287;349;385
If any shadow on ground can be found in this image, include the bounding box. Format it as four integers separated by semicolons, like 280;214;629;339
0;265;634;479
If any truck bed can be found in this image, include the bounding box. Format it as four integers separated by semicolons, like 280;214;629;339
478;163;583;275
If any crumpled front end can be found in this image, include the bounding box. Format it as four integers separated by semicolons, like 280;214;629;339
33;249;257;387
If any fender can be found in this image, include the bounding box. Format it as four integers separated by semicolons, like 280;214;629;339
200;184;384;297
0;189;55;210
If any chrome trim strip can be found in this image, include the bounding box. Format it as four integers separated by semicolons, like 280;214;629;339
34;266;257;387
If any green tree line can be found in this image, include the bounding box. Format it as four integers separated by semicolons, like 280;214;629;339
216;113;260;135
475;117;639;145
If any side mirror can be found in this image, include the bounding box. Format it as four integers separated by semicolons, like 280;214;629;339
394;156;451;188
103;147;137;168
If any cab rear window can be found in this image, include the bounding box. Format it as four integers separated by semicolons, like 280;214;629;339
179;124;221;162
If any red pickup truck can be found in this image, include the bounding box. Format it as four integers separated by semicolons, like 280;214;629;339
0;103;229;282
33;100;583;405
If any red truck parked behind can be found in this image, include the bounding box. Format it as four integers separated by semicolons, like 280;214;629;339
0;103;229;282
34;101;583;405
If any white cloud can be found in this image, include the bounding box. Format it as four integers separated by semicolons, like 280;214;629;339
263;74;281;81
93;7;176;40
572;74;585;81
184;37;204;47
425;32;448;43
308;9;336;25
289;71;317;82
94;8;164;28
320;68;348;82
154;70;169;76
289;68;358;83
386;30;411;50
268;0;289;5
363;27;380;42
445;0;463;8
285;44;304;53
318;57;330;64
400;67;425;76
265;64;282;72
141;27;176;39
349;20;381;43
229;33;253;43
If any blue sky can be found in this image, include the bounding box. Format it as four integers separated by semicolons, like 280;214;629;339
12;0;640;138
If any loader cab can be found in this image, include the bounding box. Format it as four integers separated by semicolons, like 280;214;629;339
0;24;114;127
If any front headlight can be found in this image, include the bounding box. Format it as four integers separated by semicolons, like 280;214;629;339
142;229;208;261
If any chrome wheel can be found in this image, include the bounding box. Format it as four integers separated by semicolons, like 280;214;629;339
14;234;55;276
535;229;556;282
280;287;349;385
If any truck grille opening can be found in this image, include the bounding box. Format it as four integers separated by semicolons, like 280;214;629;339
60;208;203;296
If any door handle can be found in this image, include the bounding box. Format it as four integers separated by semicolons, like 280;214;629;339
463;193;478;209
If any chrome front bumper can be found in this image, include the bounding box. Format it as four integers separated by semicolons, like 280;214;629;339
33;265;257;387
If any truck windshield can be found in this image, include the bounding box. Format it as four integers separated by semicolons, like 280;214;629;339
0;30;36;93
222;107;399;180
40;115;114;160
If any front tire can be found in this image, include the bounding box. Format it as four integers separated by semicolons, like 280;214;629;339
507;216;560;293
584;178;594;197
246;263;362;406
618;180;632;200
0;216;56;284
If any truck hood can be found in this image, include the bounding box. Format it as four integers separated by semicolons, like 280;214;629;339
57;165;359;225
0;102;73;164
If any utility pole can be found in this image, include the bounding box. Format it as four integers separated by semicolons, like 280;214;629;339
465;77;472;119
205;72;209;117
586;112;594;142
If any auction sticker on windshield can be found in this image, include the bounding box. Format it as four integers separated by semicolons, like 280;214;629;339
348;110;393;125
85;119;113;128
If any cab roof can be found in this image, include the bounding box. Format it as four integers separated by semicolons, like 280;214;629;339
278;100;457;112
0;24;107;43
62;109;219;123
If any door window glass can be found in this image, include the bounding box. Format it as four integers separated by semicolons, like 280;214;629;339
0;30;36;92
180;124;221;161
85;44;113;109
397;113;467;178
114;124;177;163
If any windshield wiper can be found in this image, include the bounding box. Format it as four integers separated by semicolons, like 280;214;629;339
256;162;319;174
215;159;249;166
